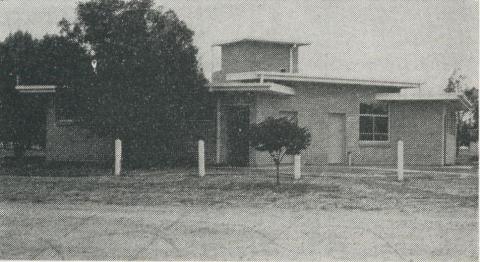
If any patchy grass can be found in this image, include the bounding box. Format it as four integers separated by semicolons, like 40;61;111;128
0;160;111;177
0;166;477;211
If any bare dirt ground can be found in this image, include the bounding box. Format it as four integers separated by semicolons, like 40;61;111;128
0;202;477;261
0;166;478;260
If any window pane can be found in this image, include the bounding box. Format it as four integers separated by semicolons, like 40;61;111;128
360;103;388;115
360;103;372;114
360;133;373;141
374;117;388;134
374;134;388;141
360;116;373;133
371;103;388;115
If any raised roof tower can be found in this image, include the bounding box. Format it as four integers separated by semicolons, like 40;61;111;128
212;38;310;82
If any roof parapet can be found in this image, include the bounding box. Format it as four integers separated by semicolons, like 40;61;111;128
227;71;422;89
212;37;311;47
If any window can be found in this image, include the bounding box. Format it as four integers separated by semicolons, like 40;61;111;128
359;103;388;141
280;111;298;124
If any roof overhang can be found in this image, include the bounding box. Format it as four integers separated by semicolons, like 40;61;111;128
208;82;295;96
212;38;311;47
226;71;422;89
375;92;473;111
15;85;56;94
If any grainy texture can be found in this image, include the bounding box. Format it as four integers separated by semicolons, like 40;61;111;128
0;167;478;260
0;1;478;261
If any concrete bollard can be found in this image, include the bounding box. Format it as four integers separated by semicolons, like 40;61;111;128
397;140;404;181
114;138;122;176
198;139;205;177
294;154;301;179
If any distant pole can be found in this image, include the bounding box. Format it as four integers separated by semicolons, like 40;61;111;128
397;140;404;181
114;138;122;176
198;139;205;177
294;154;301;179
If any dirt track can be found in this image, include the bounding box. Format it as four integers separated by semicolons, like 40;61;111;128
0;202;477;260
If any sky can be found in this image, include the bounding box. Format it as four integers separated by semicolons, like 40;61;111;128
0;0;478;92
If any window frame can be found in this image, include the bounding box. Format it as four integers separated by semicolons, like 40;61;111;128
359;103;390;142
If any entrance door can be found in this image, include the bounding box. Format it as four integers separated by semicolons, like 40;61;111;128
327;113;346;164
226;106;250;166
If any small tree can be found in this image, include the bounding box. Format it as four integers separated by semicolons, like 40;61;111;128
249;117;311;185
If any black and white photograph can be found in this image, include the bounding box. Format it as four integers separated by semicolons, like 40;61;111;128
0;0;478;260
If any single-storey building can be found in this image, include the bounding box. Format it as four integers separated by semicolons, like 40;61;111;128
15;85;113;162
207;38;472;166
14;37;472;167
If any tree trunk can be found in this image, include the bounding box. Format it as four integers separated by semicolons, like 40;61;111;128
275;160;280;185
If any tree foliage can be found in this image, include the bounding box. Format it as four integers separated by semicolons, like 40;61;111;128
59;0;210;166
444;69;467;93
0;31;89;157
443;69;478;147
459;87;479;145
249;117;311;184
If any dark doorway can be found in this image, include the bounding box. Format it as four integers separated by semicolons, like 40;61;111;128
225;106;250;166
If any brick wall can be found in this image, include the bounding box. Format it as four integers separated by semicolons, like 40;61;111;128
221;42;298;74
251;83;453;166
389;101;446;166
45;99;113;162
252;82;401;166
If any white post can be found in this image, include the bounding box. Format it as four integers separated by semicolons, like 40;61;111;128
216;98;221;164
294;154;301;179
198;139;205;177
397;140;404;181
114;138;122;176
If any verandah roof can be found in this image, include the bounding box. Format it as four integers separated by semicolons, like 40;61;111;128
375;92;473;110
208;82;295;96
15;85;56;94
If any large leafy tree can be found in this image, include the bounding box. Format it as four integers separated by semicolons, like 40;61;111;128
249;117;311;185
60;0;209;166
0;31;42;158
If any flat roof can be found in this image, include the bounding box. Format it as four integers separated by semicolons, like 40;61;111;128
226;71;422;89
212;37;311;47
376;92;473;110
15;85;56;93
208;82;295;96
